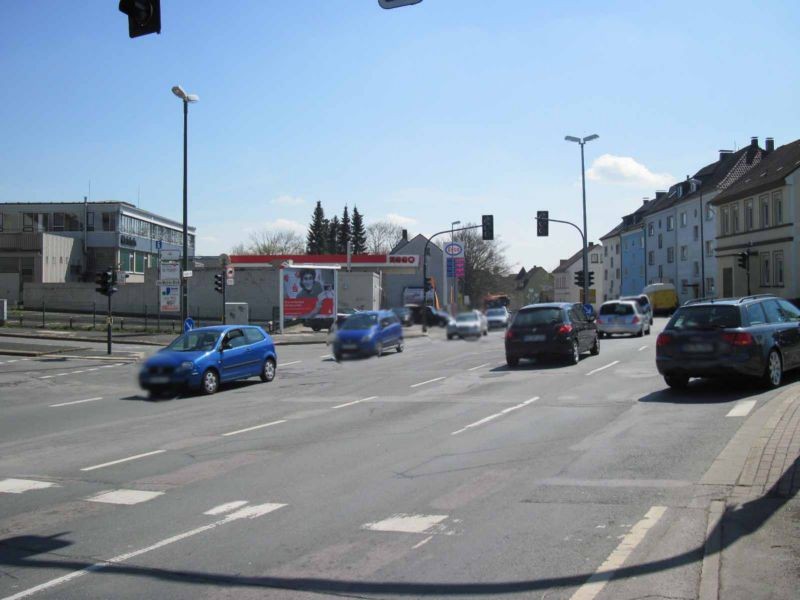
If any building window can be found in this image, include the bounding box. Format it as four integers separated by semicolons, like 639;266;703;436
773;251;784;286
52;213;65;231
706;277;715;295
648;223;654;237
680;246;688;261
102;212;117;232
761;254;770;287
744;199;754;231
648;251;654;266
615;268;620;279
721;207;730;235
731;204;740;233
760;195;769;228
640;237;644;248
772;191;783;225
604;245;608;256
616;244;619;255
705;204;714;221
610;257;614;268
693;225;699;241
591;254;599;263
658;265;663;279
604;270;608;281
667;247;674;263
680;212;687;227
658;233;663;249
705;240;714;257
87;212;95;231
693;261;700;276
667;216;675;231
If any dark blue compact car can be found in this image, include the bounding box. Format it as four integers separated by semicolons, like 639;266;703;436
332;310;404;360
139;325;277;396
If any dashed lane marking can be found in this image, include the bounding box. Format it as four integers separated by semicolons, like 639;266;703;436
412;535;434;549
410;377;446;388
451;396;539;435
50;397;103;408
333;396;377;409
569;505;667;600
320;354;333;359
221;419;287;437
0;502;287;600
38;363;125;379
726;400;757;418
363;514;448;534
468;363;490;371
279;360;302;367
87;489;164;505
638;345;648;352
586;361;620;376
80;450;166;472
0;478;58;494
204;501;249;516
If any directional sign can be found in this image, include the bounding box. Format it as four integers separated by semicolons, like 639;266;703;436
160;249;180;261
155;240;163;250
184;318;194;333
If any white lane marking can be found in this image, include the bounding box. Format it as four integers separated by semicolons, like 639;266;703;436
569;505;667;600
320;354;333;359
204;500;249;516
50;397;103;408
412;535;434;549
586;361;620;376
279;360;302;367
221;419;287;437
6;360;17;363
468;363;490;371
451;397;539;436
87;490;164;505
0;479;58;494
71;370;86;375
726;400;757;418
0;502;287;600
333;396;377;409
80;450;165;472
410;376;446;388
638;345;648;352
363;514;448;533
85;368;99;372
39;375;54;379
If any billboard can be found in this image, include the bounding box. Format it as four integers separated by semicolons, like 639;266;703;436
282;267;336;319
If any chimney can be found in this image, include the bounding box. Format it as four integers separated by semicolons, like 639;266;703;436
655;191;667;200
642;198;650;206
719;149;733;161
750;136;758;148
766;137;775;153
401;229;408;242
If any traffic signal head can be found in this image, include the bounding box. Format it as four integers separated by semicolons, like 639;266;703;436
574;270;585;288
482;215;494;241
95;269;117;296
587;271;595;288
119;0;161;38
536;211;549;237
214;273;224;294
737;251;749;270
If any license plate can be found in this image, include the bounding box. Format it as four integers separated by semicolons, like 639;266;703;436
149;376;169;384
342;344;357;350
683;343;713;353
524;334;545;342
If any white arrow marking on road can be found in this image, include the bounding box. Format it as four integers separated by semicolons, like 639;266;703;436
451;397;539;435
221;419;287;437
726;400;757;418
586;361;620;376
50;397;103;407
333;396;377;409
410;377;446;388
0;502;286;600
80;450;165;472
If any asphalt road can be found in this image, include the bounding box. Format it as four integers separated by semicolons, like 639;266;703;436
0;319;791;599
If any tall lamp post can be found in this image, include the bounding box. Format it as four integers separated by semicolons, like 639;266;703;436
172;85;199;325
689;178;706;297
565;134;599;305
451;220;460;310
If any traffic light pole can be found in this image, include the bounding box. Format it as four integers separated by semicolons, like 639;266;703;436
222;274;227;325
107;284;112;356
534;214;588;299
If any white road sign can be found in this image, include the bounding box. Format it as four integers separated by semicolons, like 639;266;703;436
160;249;181;261
226;266;235;286
160;262;180;280
156;279;180;287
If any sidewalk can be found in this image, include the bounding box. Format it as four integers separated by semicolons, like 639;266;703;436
714;389;800;599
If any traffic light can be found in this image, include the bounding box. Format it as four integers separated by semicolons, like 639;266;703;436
482;215;494;240
424;277;433;292
587;271;595;288
214;272;224;294
95;269;117;297
378;0;423;8
536;211;549;237
574;270;585;288
737;251;749;270
119;0;161;38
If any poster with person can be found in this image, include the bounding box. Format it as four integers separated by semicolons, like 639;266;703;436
282;267;336;319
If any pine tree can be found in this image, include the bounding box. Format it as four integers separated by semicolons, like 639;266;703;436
338;205;352;254
306;201;326;254
351;206;367;254
327;216;340;254
321;218;330;253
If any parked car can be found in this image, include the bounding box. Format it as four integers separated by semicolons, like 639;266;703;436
306;308;358;332
486;307;510;329
620;294;654;325
656;295;800;389
597;300;651;337
505;302;599;366
643;283;679;315
332;310;404;360
139;325;277;396
391;306;414;327
447;310;489;339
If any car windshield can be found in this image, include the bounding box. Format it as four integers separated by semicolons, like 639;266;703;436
456;313;478;322
600;303;635;316
668;305;741;330
513;308;563;326
166;331;220;352
486;309;506;316
340;313;378;330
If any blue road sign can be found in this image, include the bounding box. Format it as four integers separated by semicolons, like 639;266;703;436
156;240;163;250
184;317;194;333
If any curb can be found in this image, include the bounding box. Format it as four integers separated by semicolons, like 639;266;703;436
698;499;725;600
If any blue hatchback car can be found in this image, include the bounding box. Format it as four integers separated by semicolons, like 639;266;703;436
139;325;277;396
332;310;404;360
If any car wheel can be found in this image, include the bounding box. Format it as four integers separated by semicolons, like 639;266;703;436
447;334;453;340
396;340;404;353
665;374;689;389
334;351;342;362
201;369;219;395
590;336;600;356
260;357;276;382
636;327;644;337
311;325;321;332
763;349;783;388
506;355;519;368
568;340;580;365
645;325;651;336
375;341;383;357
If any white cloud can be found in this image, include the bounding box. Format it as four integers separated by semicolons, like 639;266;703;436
386;213;417;226
263;218;307;234
587;154;674;188
270;195;305;206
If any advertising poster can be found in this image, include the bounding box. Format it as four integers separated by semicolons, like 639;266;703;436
282;268;335;319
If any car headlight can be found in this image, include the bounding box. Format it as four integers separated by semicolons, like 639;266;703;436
361;334;372;343
179;361;194;371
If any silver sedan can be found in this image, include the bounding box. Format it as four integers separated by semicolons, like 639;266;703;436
596;300;651;338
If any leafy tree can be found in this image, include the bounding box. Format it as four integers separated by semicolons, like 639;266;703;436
327;216;340;254
454;224;510;308
366;221;404;254
338;205;352;254
306;201;326;254
351;206;367;253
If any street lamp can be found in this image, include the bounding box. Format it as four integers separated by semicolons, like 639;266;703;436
172;85;199;325
689;177;706;297
565;133;599;305
451;220;461;309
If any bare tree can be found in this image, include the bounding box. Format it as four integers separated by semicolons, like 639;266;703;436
231;230;306;255
451;224;510;307
366;221;404;254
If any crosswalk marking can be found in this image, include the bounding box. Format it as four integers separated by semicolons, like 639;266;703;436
0;478;58;494
363;513;448;534
726;400;757;418
87;489;164;505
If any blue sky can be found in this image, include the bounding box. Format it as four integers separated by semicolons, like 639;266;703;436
2;0;799;271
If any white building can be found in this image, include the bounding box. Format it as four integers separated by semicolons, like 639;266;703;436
553;243;603;307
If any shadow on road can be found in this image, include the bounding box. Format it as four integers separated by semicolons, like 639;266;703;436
640;370;800;404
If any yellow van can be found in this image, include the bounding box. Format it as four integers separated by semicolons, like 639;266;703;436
642;283;679;314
